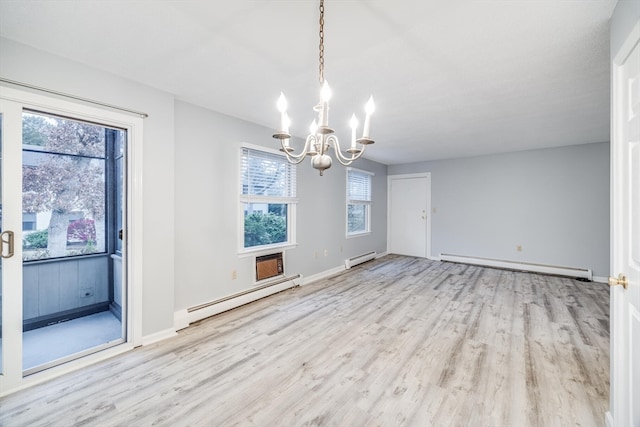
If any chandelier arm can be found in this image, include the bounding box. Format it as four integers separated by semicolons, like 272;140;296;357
283;151;308;165
281;135;316;164
326;135;365;166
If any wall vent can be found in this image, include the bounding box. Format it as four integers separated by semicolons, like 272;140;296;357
256;252;284;281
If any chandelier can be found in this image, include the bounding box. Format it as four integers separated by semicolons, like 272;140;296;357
272;0;375;176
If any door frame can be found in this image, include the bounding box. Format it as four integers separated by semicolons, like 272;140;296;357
387;173;432;259
607;20;640;427
0;85;143;396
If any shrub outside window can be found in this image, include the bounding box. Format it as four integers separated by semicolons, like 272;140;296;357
347;168;373;236
240;145;297;251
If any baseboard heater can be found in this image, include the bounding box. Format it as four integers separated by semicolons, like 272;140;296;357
345;251;377;269
440;254;593;281
187;274;301;314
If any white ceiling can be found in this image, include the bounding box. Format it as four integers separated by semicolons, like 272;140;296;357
0;0;616;165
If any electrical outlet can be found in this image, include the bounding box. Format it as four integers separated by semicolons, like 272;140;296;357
324;249;328;257
517;245;522;252
231;270;237;280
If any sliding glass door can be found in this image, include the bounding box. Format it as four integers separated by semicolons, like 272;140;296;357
1;88;133;390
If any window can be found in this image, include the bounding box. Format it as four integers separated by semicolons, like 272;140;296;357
347;168;373;236
240;145;296;251
21;111;124;261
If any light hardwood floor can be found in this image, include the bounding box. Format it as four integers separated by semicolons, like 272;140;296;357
0;255;610;427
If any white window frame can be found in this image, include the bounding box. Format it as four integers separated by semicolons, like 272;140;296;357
346;167;373;237
238;143;297;255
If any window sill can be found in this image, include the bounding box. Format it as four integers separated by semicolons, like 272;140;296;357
237;242;298;258
346;231;371;239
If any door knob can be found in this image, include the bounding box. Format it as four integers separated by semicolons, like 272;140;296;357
608;274;628;289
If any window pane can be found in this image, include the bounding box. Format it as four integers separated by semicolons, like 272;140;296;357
241;148;296;198
347;170;371;202
244;203;288;248
22;111;109;261
23;112;105;157
348;204;367;234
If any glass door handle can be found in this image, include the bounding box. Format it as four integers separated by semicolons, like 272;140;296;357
0;230;15;258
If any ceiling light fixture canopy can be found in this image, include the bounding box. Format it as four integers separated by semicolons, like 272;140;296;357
272;0;375;176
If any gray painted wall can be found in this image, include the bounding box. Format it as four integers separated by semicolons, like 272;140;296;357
1;38;176;336
611;0;640;59
1;38;388;332
173;100;387;311
388;142;610;277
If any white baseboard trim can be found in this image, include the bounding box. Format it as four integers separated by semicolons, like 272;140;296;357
174;309;190;331
593;276;608;284
440;253;593;280
305;253;386;284
141;328;177;346
302;265;345;285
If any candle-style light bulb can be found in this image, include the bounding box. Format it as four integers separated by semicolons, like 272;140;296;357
362;96;375;139
350;114;358;149
321;81;332;102
277;92;288;132
283;112;290;134
309;119;318;135
319;81;331;126
277;92;287;112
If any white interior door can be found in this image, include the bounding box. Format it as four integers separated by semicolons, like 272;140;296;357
609;22;640;427
388;174;430;258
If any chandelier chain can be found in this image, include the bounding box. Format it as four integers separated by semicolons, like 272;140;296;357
318;0;325;84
